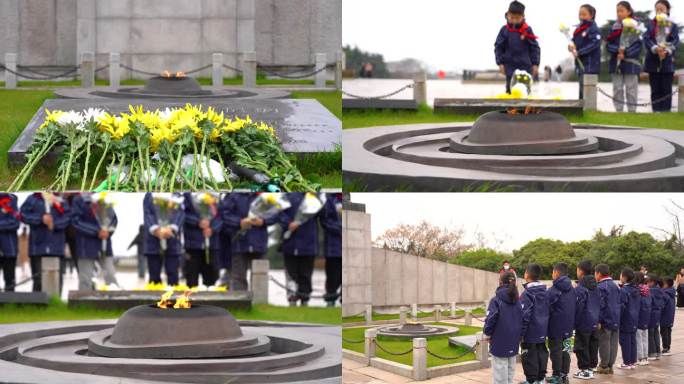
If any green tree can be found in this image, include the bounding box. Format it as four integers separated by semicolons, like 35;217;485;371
343;45;389;77
449;248;511;273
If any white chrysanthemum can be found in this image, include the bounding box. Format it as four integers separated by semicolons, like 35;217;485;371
82;108;106;123
159;107;174;121
56;110;84;127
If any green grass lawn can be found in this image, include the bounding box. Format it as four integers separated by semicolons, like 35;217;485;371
342;307;485;324
0;89;341;190
0;297;341;325
342;323;481;367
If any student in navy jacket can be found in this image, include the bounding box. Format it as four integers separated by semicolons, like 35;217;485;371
221;193;277;291
606;1;643;112
573;260;601;380
643;0;679;112
215;216;233;287
72;194;119;290
520;263;549;384
660;277;676;355
569;5;602;99
319;193;342;307
635;272;652;365
546;263;577;384
647;275;664;359
0;194;21;292
183;193;222;288
494;1;540;94
281;193;322;306
595;263;621;374
20;193;71;292
483;271;523;384
618;268;640;368
143;193;184;286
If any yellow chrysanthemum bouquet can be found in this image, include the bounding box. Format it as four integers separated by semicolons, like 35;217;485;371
9;104;317;192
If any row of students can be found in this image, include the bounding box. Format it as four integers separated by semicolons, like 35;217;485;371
484;261;677;384
495;1;679;113
0;192;342;307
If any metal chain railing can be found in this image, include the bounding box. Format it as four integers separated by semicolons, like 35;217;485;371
2;272;40;291
222;63;244;73
597;86;679;108
342;337;365;344
118;64;160;77
257;64;330;79
374;340;413;356
343;309;369;320
268;275;329;300
0;64;80;80
181;64;213;75
426;345;477;361
342;83;414;100
94;64;110;73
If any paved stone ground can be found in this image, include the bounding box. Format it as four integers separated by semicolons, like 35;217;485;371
343;308;684;383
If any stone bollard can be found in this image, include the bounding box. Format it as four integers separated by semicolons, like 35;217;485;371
583;74;598;112
4;53;17;89
335;51;344;90
364;328;377;360
41;257;61;298
108;52;120;88
80;51;95;88
399;306;408;325
412;338;428;381
314;53;327;88
450;302;457;318
476;332;490;368
242;51;257;88
434;305;442;322
678;75;684;113
464;310;473;326
411;303;418;319
250;258;269;304
365;304;373;324
413;72;427;106
212;53;223;88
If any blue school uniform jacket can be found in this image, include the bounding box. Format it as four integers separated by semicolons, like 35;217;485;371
598;277;621;330
649;286;665;328
183;193;223;252
143;193;184;256
546;275;577;339
494;21;541;77
319;194;341;258
280;193;320;257
221;193;276;255
575;275;600;332
572;20;602;74
620;283;641;333
643;19;679;73
20;193;71;257
520;281;549;343
71;195;117;258
0;194;20;258
606;21;644;74
638;284;652;330
661;287;676;328
484;285;523;358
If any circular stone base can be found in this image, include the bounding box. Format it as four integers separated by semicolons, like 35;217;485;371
377;323;459;338
53;87;291;100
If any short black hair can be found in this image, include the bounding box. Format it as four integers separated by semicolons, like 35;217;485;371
553;262;568;276
656;0;672;15
526;263;542;280
618;1;635;17
664;277;674;288
508;0;525;15
646;274;660;285
578;260;593;276
581;4;597;19
621;267;635;283
635;271;645;285
595;263;610;276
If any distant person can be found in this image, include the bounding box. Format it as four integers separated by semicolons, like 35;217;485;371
660;277;676;355
573;260;600;380
360;62;374;78
0;193;21;292
498;260;517;278
647;274;664;359
494;0;540;94
618;268;639;369
644;0;679;112
143;193;184;286
554;65;563;82
520;263;549;384
595;263;621;374
606;1;643;112
640;265;649;275
635;271;652;365
676;266;684;307
546;262;576;384
127;225;146;279
569;4;602;99
320;193;342;307
183;193;222;288
484;271;523;384
543;66;552;82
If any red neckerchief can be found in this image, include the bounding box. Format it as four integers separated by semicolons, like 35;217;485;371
34;193;65;215
0;196;21;220
506;22;538;40
574;22;591;36
652;18;670;38
606;28;622;42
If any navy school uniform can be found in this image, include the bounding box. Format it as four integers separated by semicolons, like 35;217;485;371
221;193;276;255
71;195;117;259
619;283;641;365
0;194;21;292
520;281;550;383
183;193;223;256
547;275;577;339
494;21;541;92
649;285;665;329
661;287;676;328
143;193;185;285
574;275;601;371
320;194;342;303
572;20;602;99
598;277;622;330
638;285;652;331
484;285;524;358
643;19;679;112
606;21;644;74
20;193;72;257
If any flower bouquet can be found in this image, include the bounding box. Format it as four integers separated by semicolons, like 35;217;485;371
235;193;291;239
87;192;116;256
559;23;585;72
151;193;184;252
617;17;646;72
191;192;219;264
654;13;674;72
283;192;327;240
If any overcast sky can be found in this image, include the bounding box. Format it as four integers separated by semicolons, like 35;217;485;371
343;0;680;72
350;193;683;252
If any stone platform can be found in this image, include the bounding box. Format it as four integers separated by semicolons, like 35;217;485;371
434;98;584;115
342;99;418;110
67;290;252;311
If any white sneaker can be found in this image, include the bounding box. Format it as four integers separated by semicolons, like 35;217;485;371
573;370;592;380
617;364;633;370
